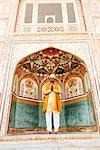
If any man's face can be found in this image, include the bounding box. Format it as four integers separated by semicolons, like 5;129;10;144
49;77;55;83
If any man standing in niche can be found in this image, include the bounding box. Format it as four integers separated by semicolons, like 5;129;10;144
42;74;62;134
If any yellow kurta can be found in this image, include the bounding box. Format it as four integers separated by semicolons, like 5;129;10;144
47;91;57;112
42;81;62;112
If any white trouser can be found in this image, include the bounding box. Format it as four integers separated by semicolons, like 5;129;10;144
45;111;60;132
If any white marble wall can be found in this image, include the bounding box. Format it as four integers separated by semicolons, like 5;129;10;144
0;0;19;135
0;0;100;136
0;0;11;92
0;38;100;135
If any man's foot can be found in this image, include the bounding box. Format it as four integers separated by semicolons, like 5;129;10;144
54;129;58;134
47;131;52;134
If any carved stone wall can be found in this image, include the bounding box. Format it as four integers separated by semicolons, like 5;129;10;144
0;0;100;136
0;38;99;135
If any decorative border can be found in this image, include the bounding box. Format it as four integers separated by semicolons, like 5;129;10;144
8;126;97;134
12;91;92;106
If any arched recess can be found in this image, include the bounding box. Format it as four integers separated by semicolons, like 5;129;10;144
65;76;84;98
19;75;38;99
8;47;97;134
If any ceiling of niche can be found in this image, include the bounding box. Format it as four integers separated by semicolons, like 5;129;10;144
16;47;86;78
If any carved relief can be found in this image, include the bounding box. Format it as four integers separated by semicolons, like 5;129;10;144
20;78;38;99
37;26;64;32
65;77;84;98
15;0;85;32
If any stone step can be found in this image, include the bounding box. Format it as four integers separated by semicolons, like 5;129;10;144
0;133;100;142
0;138;100;149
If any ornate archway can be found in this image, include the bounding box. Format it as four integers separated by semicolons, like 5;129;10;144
8;47;97;134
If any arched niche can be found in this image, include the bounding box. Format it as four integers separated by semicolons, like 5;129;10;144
65;76;84;98
19;78;38;99
8;47;97;134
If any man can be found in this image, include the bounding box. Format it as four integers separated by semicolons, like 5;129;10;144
42;74;62;134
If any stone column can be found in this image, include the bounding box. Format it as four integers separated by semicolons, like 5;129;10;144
38;83;46;128
60;82;66;127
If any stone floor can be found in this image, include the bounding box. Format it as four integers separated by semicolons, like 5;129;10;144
0;139;100;150
0;133;100;150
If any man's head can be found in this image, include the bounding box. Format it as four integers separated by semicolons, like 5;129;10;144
49;74;55;83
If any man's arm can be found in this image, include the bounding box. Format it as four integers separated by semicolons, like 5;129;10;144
53;84;62;94
42;83;51;95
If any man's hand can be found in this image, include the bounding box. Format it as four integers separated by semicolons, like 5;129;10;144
51;85;53;91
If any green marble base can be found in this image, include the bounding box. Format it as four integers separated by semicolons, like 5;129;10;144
10;99;96;129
